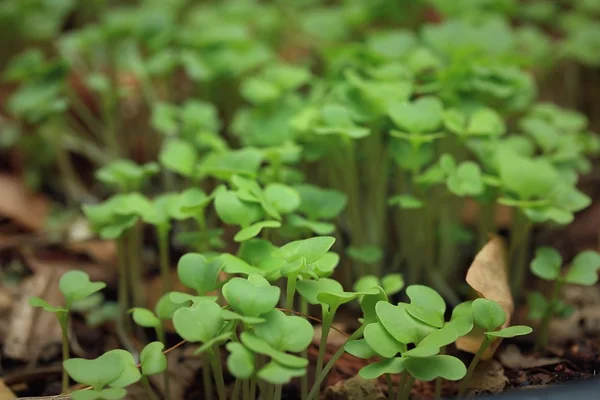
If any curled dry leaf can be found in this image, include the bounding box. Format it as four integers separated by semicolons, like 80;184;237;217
499;345;562;370
456;235;514;359
0;174;49;231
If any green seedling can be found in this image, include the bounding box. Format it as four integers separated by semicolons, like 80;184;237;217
529;247;600;352
64;349;141;400
354;273;405;296
30;270;106;392
457;299;532;398
345;285;471;400
96;159;159;192
287;184;347;235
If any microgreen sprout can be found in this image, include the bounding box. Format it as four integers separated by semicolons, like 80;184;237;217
30;270;106;393
457;299;532;398
529;247;600;352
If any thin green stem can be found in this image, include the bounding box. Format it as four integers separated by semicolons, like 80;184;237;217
401;376;415;400
534;280;563;353
157;225;171;293
202;353;213;400
127;224;145;308
209;347;226;400
141;375;160;400
300;298;309;400
273;384;282;400
232;378;241;399
285;273;297;310
396;371;408;400
307;325;365;400
434;346;446;400
509;211;533;299
58;312;70;393
386;374;395;400
458;336;493;398
117;237;131;334
315;309;334;389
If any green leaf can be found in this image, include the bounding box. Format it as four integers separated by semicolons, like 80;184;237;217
59;271;106;309
381;274;405;296
194;332;233;355
565;250;600;285
234;221;281;242
388;195;424;209
287;214;336;235
293;184;347;220
199;148;264;180
345;339;377;359
257;361;306;384
530;247;562;281
359;358;406;380
353;276;380;293
240;332;307;368
71;388;127;400
447;301;474;337
360;287;388;325
253;310;313;352
447;162;484;196
220;309;265;325
497;150;557;200
296;278;343;305
159;138;197;177
173;301;224;343
106;350;141;388
130;308;160;328
347;246;383;264
177;253;224;295
214;190;263;227
364;322;407;358
472;298;506;331
140;342;167;376
226;342;255;379
29;297;67;313
155;292;186;320
264;184;300;215
406;285;446;326
404;326;458;358
220;254;268;276
388;96;443;134
272;237;335;264
404;355;466;381
168;292;217;305
312;252;340;277
486;325;533;338
222;275;280;317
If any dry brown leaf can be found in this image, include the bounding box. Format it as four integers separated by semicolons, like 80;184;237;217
0;379;16;400
499;345;562;369
456;235;514;359
4;268;62;361
465;360;508;396
0;174;49;231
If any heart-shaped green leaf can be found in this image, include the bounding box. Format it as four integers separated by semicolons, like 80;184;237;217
173;301;224;343
177;253;224;295
404;355;466;381
388;96;443;134
64;351;124;389
159;138;197;177
257;361;306;384
214;190;262;227
253;310;313;352
71;388;127;400
264;184;300;215
222;275;280;317
447;161;484;196
565;250;600;285
530;247;563;281
140;342;167;376
364;322;407;358
272;236;336;264
59;271;106;308
106;350;142;388
376;302;436;344
155;292;187;320
226;342;255;379
345;339;377;359
220;254;266;276
359;358;406;380
296;278;343;305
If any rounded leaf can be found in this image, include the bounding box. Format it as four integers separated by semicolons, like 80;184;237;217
345;339;377;359
130;308;160;328
296;278;343;305
264;184;300;214
59;271;106;308
364;322;406;358
272;236;336;264
404;355;466;381
565;250;600;286
234;221;281;242
359;358;406;380
486;325;533;338
222;275;280;317
214;190;262;227
253;310;313;352
173;301;224;343
472;298;506;331
177;253;224;295
140;342;167;376
530;247;562;281
226;342;255;379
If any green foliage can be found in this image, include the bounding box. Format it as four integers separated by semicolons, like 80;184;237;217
222;274;280;317
64;350;141;390
140;342;167;376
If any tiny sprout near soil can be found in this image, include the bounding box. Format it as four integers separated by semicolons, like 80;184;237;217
29;270;105;393
529;247;600;352
457;299;533;398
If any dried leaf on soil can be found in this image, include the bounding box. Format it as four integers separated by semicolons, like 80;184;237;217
456;235;514;359
499;345;562;369
0;379;16;400
0;174;49;231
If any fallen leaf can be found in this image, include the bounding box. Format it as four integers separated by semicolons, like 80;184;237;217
0;379;16;400
4;268;62;361
0;174;49;231
499;345;562;369
456;235;514;359
465;360;508;396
